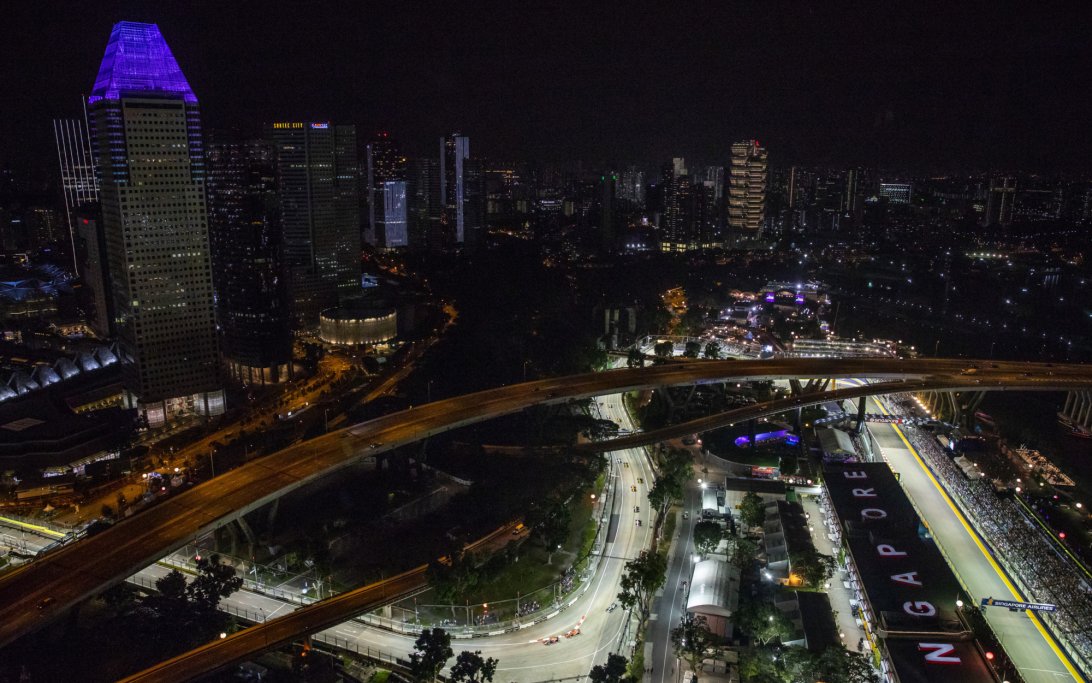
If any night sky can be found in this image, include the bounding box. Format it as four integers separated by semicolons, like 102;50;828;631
4;2;1092;173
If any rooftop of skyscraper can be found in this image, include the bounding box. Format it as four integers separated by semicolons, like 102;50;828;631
88;21;196;104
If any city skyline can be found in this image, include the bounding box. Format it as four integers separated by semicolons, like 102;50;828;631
2;9;1092;683
5;3;1092;174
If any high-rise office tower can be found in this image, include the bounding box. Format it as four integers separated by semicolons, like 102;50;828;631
364;131;406;248
618;166;646;207
437;133;485;247
704;166;725;203
982;176;1016;227
407;157;442;250
660;161;693;249
441;133;470;244
53;115;99;273
206;131;292;385
267;121;361;328
727;140;768;241
600;173;616;250
843;168;859;213
73;206;112;338
87;21;223;426
379;180;408;248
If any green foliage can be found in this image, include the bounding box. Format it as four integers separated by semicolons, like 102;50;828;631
739;491;767;527
692;520;723;557
648;448;694;515
449;650;499;683
653;341;674;358
409;627;454;683
429;551;480;606
189;554;244;613
683;341;701;358
737;647;781;683
728;537;759;569
100;582;138;618
144;555;241;649
529;497;572;563
809;646;880;683
737;602;794;646
589;653;631;683
703;342;721;359
790;548;836;589
671;613;714;677
626;347;646;369
617;550;667;631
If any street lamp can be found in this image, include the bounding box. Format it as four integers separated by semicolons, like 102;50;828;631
956;599;964;609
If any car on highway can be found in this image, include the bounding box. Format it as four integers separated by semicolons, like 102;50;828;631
682;436;696;445
36;597;54;611
682;511;689;520
637;477;644;484
635;519;642;526
631;485;637;492
606;602;618;613
369;442;382;449
634;506;640;513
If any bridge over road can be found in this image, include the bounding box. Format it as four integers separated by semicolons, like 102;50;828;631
0;359;1090;653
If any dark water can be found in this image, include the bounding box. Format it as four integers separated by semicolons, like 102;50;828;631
980;391;1092;495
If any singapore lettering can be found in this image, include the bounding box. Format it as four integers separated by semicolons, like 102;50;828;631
843;470;964;666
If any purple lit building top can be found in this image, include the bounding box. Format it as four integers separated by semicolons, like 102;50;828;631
89;21;196;104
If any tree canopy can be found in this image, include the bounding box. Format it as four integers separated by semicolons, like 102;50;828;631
409;627;454;683
449;650;499;683
739;491;767;528
791;548;835;589
617;550;667;632
671;613;714;679
692;520;724;557
588;653;631;683
737;602;794;646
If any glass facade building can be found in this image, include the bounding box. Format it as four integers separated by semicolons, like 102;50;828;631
86;21;223;426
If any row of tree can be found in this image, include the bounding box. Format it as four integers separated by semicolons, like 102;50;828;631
625;340;723;369
408;627;498;683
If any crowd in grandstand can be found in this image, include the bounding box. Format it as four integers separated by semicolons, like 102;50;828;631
517;600;541;617
898;416;1092;669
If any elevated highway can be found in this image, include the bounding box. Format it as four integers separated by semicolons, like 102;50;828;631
120;379;930;681
1;359;1091;653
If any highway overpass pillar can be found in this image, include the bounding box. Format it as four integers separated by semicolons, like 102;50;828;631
856;397;867;434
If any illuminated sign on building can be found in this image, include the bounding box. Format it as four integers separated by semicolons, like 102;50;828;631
272;122;304;129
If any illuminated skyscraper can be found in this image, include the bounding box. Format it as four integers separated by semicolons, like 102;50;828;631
878;182;912;204
365;131;406;248
87;21;223;426
727;140;767;241
53;115;99;273
439;133;484;246
267;121;361;327
618;166;646;207
660;160;693;250
982;176;1016;227
379;180;408;248
206;131;292;385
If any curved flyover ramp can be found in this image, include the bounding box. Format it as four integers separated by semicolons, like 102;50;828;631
124;375;1086;681
0;359;1089;651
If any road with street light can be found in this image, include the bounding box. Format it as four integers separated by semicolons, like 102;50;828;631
4;359;1092;663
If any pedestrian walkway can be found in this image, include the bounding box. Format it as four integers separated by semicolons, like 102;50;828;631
799;494;866;649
